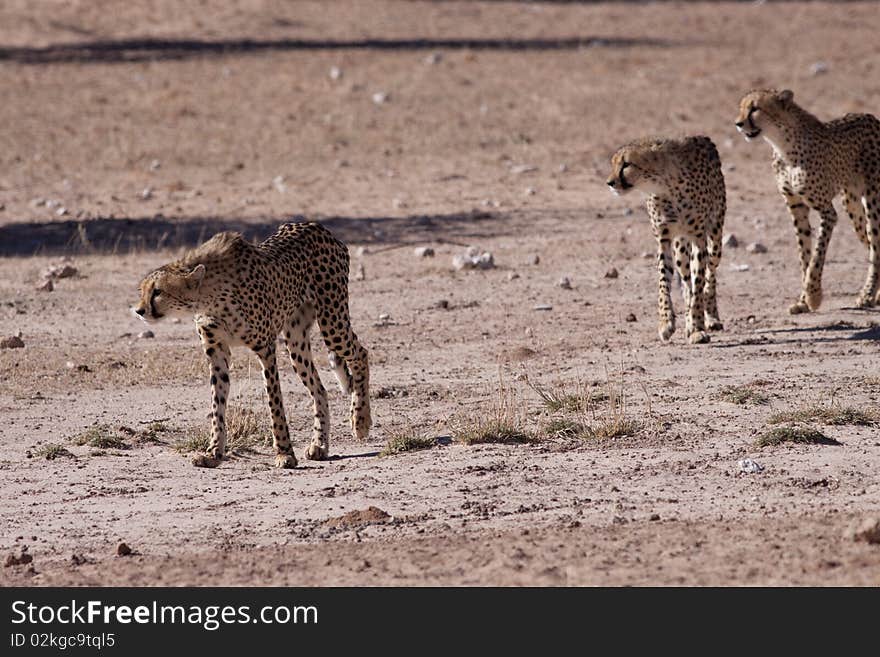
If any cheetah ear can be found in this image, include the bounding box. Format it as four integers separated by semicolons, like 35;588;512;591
186;264;205;289
777;89;794;106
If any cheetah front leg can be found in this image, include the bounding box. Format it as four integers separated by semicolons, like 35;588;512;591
192;339;231;468
803;206;838;311
852;190;880;308
283;305;331;461
655;237;675;341
255;344;297;469
783;195;812;314
687;240;710;344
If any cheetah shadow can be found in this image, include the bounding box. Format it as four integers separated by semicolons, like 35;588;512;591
0;211;516;257
713;319;880;348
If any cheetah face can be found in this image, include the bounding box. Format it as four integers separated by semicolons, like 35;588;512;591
606;147;666;197
736;89;793;141
132;264;205;323
606;149;638;196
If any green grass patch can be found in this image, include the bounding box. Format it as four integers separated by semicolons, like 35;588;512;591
380;427;436;457
70;425;128;449
34;443;74;460
768;406;877;426
756;426;841;447
717;384;769;406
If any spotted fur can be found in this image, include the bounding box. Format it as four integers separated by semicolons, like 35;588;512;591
736;88;880;313
133;221;371;469
607;136;726;344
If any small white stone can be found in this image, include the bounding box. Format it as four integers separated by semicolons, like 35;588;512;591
141;187;153;200
414;247;435;258
510;164;537;175
372;91;389;105
149;159;161;171
722;233;739;248
392;197;407;209
56;206;68;216
524;187;536;196
329;66;342;80
746;242;767;254
507;272;520;281
273;175;286;193
809;61;829;76
424;52;443;65
622;207;634;217
558;276;572;290
138;330;155;339
533;304;553;312
738;458;764;474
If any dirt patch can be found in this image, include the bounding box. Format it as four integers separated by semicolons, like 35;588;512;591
323;507;392;530
2;1;880;586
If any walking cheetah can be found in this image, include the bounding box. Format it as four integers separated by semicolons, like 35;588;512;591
606;136;726;344
736;88;880;313
132;221;371;469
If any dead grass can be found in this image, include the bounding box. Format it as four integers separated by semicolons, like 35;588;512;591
452;380;537;446
175;406;269;454
380;424;436;456
591;416;643;440
544;417;589;440
768;405;878;426
756;426;842;447
717;384;769;406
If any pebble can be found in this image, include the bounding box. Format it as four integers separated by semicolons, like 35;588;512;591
116;542;132;557
272;175;286;193
36;278;54;292
746;242;767;254
625;313;637;322
604;267;619;279
524;187;536;196
392;197;407;209
533;304;553;311
558;276;572;290
507;272;520;281
43;262;78;280
510;164;537;175
141;187;153;200
414;247;435;258
809;61;829;76
527;254;540;266
730;263;750;272
137;330;155;339
372;91;389;105
329;66;342;80
354;263;366;281
452;248;494;271
622;207;634;217
424;52;442;65
722;233;739;248
738;458;764;474
0;335;24;349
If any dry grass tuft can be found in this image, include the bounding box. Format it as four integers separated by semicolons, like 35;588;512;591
768;405;878;426
756;426;841;447
175;406;269;454
380;424;436;456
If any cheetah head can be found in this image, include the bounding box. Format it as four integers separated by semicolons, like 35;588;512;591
132;264;205;323
606;142;667;197
735;88;793;141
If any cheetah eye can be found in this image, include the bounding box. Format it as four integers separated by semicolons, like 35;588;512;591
151;288;162;299
621;162;631;170
748;106;759;115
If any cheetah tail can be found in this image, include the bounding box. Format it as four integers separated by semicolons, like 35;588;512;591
328;351;353;395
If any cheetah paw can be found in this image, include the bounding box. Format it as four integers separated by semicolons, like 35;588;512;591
706;318;724;331
688;331;710;344
192;454;223;468
855;295;876;309
788;301;810;314
274;453;298;469
658;323;675;342
805;291;822;311
306;443;329;461
352;412;372;441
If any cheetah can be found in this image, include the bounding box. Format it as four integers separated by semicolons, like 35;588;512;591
736;88;880;313
132;221;371;469
606;136;726;344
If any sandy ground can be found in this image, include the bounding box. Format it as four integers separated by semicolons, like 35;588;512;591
1;1;880;586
